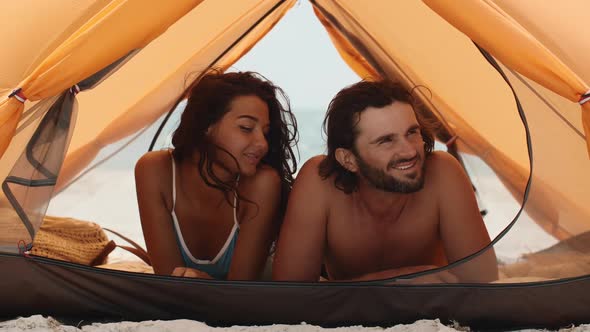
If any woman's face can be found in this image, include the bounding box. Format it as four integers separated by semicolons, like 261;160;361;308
208;95;270;177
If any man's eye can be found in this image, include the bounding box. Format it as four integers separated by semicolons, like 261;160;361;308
379;138;392;145
407;129;420;137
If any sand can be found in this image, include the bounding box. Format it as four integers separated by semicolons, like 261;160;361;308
3;316;590;332
0;315;469;332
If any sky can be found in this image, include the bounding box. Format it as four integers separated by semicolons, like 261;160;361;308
229;1;359;112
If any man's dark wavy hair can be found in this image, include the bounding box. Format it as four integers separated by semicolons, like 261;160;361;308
319;80;435;194
171;70;298;216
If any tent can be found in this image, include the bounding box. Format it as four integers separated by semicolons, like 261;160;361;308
1;0;590;329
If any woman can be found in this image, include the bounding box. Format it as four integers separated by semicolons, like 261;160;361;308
135;71;297;280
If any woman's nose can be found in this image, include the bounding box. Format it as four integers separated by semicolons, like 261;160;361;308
255;130;268;151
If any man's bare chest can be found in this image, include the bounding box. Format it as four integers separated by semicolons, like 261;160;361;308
324;200;443;277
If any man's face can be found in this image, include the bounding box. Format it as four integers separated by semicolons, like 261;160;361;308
352;102;426;193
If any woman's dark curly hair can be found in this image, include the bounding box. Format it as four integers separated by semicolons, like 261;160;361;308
319;80;435;194
171;70;298;215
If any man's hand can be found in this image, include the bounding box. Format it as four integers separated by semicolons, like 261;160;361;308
172;267;213;279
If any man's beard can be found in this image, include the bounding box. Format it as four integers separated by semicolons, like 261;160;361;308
354;153;426;193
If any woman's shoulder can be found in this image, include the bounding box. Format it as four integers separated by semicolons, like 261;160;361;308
240;164;281;193
135;150;173;180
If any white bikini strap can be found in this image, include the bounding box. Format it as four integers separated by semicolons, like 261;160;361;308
170;151;177;210
171;151;237;225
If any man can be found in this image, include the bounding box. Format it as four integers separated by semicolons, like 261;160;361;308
273;80;498;283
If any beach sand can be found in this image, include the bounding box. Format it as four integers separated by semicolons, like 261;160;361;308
0;315;484;332
3;315;590;332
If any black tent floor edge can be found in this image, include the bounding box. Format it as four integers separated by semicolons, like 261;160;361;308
1;253;589;330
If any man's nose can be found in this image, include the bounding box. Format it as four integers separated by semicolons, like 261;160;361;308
397;137;417;158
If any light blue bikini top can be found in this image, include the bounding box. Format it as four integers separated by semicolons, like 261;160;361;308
169;153;239;280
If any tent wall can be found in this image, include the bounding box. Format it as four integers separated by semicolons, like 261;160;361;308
423;0;590;156
491;0;587;139
498;65;590;237
0;0;111;92
419;0;590;237
493;0;590;85
0;0;205;160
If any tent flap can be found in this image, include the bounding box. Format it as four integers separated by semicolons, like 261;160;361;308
422;0;590;155
0;0;205;159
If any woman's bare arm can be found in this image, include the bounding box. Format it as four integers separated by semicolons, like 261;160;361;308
135;151;184;275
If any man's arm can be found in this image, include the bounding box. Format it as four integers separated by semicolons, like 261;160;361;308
272;156;329;282
343;265;458;283
434;152;499;282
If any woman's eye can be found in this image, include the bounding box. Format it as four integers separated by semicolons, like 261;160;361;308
239;126;253;132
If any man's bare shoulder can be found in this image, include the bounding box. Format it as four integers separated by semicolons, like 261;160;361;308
300;155;325;172
289;155;348;212
296;155;333;189
426;150;466;174
425;151;472;192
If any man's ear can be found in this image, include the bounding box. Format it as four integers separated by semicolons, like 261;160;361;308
335;148;358;172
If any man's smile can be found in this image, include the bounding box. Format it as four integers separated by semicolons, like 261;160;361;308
389;157;419;172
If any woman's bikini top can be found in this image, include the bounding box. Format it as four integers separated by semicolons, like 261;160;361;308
169;152;239;279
